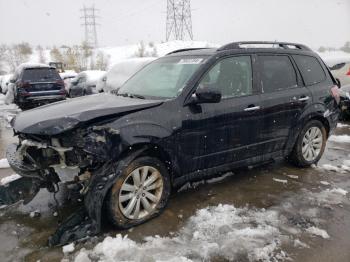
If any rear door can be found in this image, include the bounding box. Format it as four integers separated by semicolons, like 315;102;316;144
257;54;312;154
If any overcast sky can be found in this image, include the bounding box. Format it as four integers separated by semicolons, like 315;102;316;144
0;0;349;49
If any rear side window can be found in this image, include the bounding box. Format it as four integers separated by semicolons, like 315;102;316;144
22;68;61;82
259;55;298;93
293;55;326;86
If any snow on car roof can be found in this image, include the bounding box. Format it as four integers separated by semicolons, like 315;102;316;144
78;70;107;84
60;70;77;79
319;52;350;67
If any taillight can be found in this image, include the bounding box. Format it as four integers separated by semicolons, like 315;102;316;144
59;88;66;95
331;85;340;104
19;81;30;88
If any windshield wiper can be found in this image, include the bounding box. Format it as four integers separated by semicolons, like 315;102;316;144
116;92;145;99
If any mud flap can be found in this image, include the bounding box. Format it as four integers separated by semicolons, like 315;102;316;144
48;148;146;246
0;177;41;206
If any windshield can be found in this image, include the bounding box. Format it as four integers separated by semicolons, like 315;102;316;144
118;56;207;99
22;68;61;82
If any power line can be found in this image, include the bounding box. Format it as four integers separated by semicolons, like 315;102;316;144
166;0;193;41
80;5;100;48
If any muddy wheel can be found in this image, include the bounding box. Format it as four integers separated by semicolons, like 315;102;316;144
106;156;171;229
288;120;327;167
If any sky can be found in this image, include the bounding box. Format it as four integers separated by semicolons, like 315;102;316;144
0;0;349;49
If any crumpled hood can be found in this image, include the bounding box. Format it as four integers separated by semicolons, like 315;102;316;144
12;93;163;135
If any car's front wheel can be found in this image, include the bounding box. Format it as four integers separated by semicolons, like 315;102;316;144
106;156;171;229
288;120;327;167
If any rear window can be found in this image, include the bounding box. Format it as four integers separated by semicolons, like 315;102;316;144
259;55;298;93
22;68;61;82
293;55;326;86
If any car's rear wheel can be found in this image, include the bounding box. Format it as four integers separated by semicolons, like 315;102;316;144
288;120;327;167
106;156;171;229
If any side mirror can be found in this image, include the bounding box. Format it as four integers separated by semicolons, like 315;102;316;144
191;85;222;104
71;80;78;85
9;79;15;84
336;78;341;88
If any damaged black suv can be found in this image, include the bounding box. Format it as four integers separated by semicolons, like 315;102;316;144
3;42;340;245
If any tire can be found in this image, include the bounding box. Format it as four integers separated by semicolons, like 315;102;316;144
106;156;171;229
288;120;327;167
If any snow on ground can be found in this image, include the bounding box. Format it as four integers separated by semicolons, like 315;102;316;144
320;162;350;173
0;158;9;169
329;135;350;144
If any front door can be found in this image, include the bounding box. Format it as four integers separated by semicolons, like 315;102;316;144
178;55;264;174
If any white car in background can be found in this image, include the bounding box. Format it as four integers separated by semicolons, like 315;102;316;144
59;70;77;92
0;74;13;94
104;57;156;93
323;57;350;87
68;70;106;98
96;72;107;93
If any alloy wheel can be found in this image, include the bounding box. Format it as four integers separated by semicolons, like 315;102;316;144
118;166;164;220
302;126;323;162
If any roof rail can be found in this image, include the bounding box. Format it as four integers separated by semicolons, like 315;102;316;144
217;41;312;51
166;48;211;55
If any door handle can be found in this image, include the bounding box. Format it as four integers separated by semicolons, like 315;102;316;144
298;96;310;102
244;106;261;112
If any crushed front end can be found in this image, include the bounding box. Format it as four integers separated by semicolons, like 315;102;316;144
4;125;123;245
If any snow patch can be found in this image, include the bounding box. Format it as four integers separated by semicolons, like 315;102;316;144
286;175;298;179
320;181;330;186
0;158;10;168
273;178;288;184
306;227;330;239
63;243;75;254
307;188;348;205
329;135;350;143
0;174;21;186
74;204;285;262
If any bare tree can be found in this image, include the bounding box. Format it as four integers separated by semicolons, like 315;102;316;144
50;46;64;62
36;45;46;64
95;51;110;70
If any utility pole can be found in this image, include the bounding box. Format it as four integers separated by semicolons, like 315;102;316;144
80;5;100;48
166;0;193;41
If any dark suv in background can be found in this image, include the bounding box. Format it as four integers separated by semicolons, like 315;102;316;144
4;42;340;245
11;64;66;109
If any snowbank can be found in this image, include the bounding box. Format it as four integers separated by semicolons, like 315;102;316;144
74;204;286;262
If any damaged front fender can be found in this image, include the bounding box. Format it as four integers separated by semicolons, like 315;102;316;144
48;147;147;246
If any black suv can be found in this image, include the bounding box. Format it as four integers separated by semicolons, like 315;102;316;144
3;42;340;245
11;64;66;109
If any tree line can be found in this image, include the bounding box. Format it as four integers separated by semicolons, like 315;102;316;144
0;42;111;74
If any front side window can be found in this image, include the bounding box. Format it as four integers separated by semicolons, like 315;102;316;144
118;56;207;99
198;56;253;98
293;55;326;86
259;55;298;93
